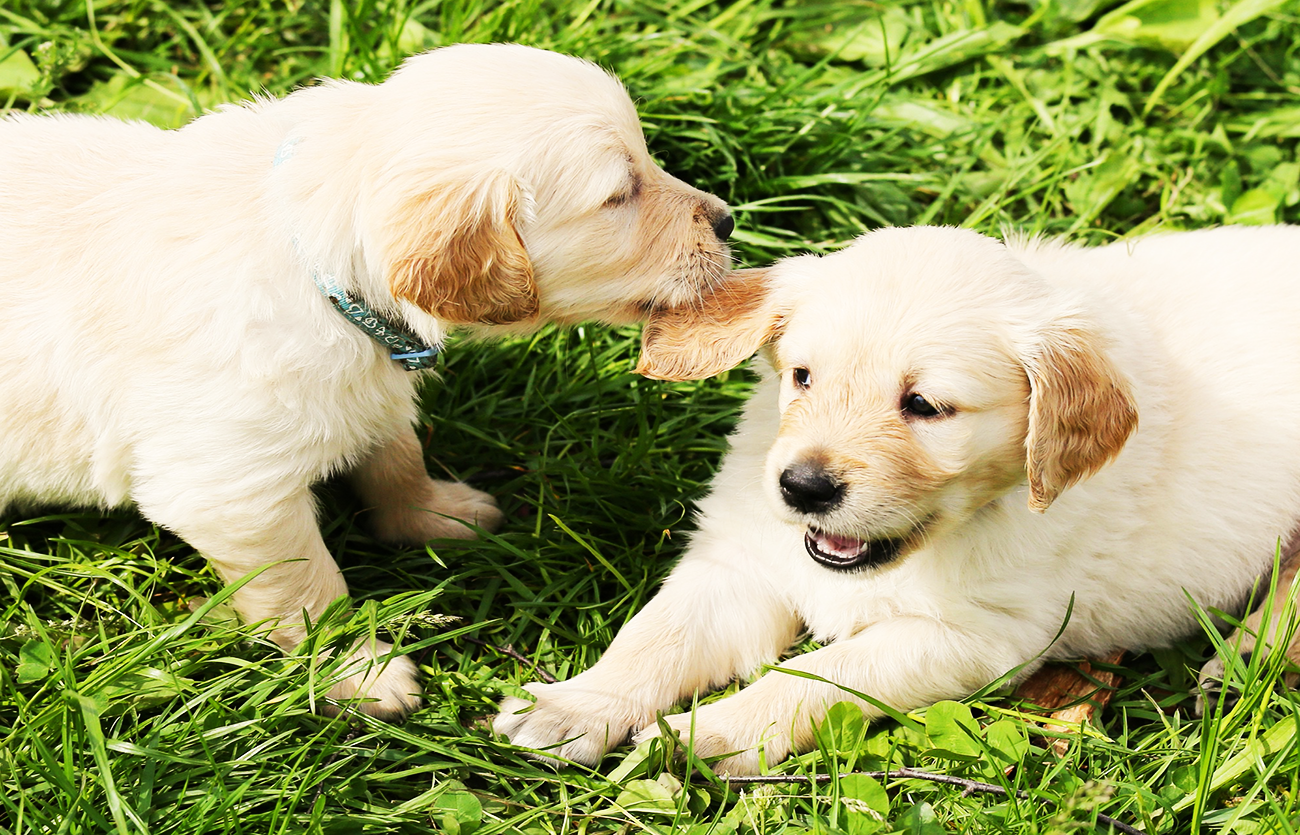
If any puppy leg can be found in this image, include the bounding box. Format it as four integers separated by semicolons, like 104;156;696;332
1197;540;1300;715
350;425;503;543
637;616;1024;774
493;553;801;766
143;487;420;718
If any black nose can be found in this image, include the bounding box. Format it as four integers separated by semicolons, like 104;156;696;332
712;212;734;241
779;462;843;514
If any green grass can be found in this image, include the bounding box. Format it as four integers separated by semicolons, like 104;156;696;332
3;0;1300;832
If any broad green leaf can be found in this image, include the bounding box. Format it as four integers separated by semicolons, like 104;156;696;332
791;11;912;66
1226;189;1280;225
924;701;982;761
75;74;195;128
94;667;191;714
607;737;658;783
894;801;946;835
984;719;1030;766
16;639;56;684
1045;0;1224;54
379;17;436;64
1095;0;1220;53
886;22;1025;83
839;773;889;834
0;46;40;100
839;773;888;812
432;788;482;835
816;700;867;756
615;778;678;814
873;101;973;139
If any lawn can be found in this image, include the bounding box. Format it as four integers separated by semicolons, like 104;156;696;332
3;0;1300;832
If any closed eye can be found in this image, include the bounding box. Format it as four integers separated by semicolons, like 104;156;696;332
603;173;643;208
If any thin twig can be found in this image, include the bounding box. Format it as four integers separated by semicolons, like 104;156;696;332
468;638;1145;834
714;769;1146;835
464;636;558;684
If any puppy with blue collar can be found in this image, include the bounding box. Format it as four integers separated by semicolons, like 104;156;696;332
0;43;733;717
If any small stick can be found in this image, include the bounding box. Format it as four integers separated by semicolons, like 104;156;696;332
464;636;558;684
714;769;1146;835
476;640;1145;834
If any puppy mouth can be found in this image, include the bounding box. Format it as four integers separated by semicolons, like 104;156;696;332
803;526;920;571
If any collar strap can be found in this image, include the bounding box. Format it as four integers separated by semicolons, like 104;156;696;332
276;137;439;372
309;267;440;371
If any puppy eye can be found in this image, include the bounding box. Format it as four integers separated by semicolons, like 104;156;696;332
902;392;945;418
603;175;642;208
792;367;812;390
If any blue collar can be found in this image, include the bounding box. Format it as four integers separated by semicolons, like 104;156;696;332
308;268;441;371
276;136;439;372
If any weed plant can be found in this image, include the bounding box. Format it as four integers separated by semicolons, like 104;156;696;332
2;0;1300;832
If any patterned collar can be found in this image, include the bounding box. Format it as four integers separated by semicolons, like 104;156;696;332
307;267;441;371
276;136;439;372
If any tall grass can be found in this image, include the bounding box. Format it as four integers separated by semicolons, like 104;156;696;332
2;0;1299;832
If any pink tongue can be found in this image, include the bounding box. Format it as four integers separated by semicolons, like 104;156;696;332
813;530;868;556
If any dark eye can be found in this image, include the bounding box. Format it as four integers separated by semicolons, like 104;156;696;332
792;367;812;390
902;392;944;418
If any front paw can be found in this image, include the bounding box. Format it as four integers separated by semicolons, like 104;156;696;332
1195;652;1246;717
321;642;422;719
493;681;649;767
634;701;788;775
371;480;504;543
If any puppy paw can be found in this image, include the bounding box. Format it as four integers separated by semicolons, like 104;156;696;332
371;480;504;543
1195;652;1246;717
321;642;422;720
493;681;648;767
633;702;787;775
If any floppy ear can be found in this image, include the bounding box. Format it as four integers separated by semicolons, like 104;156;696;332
636;268;782;381
385;170;537;325
1022;322;1138;512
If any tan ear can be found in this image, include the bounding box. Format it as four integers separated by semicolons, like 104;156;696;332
1023;324;1138;512
636;268;782;381
386;170;537;325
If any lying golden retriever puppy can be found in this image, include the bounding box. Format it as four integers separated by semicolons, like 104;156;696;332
0;43;732;718
497;225;1300;773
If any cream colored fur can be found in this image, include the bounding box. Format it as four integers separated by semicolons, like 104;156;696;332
496;225;1300;772
0;43;731;718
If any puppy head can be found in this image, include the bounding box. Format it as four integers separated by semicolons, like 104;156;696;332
337;44;732;329
757;227;1136;572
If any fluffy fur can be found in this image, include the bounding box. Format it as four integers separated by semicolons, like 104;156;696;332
497;225;1300;772
0;43;732;717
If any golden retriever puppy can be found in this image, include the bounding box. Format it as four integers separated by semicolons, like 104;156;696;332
0;43;732;718
496;225;1300;773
